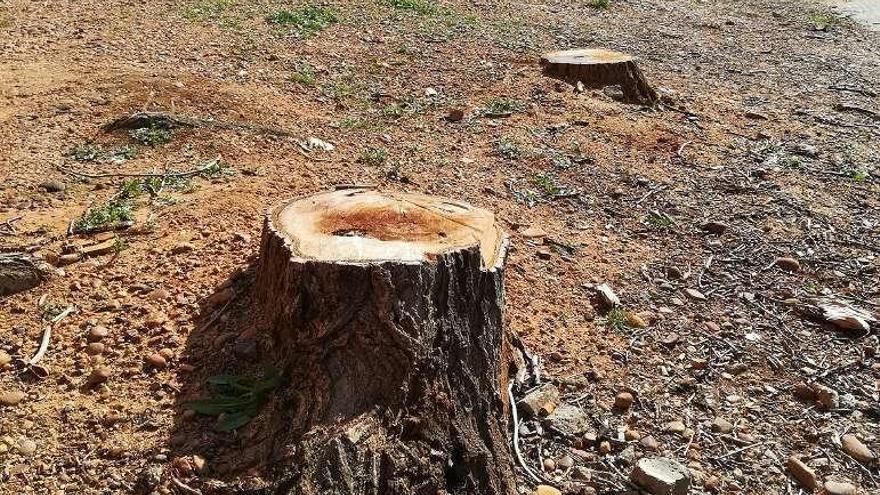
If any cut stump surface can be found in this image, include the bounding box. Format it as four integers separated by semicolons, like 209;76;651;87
540;48;659;105
254;189;515;495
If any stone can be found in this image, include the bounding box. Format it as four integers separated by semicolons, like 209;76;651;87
684;288;706;300
145;353;168;369
16;437;37;456
614;391;634;410
626;311;648;328
518;383;560;418
0;390;26;406
447;108;466;122
85;342;105;356
824;480;858;495
88;325;109;342
599;441;612;454
0;350;11;367
701;221;728;234
640;435;660;451
39;180;66;193
557;455;574;469
774;257;800;272
812;383;839;410
532;486;561;495
572;466;591;480
625;429;643;441
665;421;686;434
631;457;691;495
841;434;875;465
711;417;733;434
521;226;547;238
171;242;195;255
88;366;111;386
544;403;591;436
147;288;170;301
543;458;556;471
596;283;620;307
787;456;818;491
793;381;816;401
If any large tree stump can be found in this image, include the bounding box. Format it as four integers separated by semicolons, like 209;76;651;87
540;48;659;105
254;189;515;495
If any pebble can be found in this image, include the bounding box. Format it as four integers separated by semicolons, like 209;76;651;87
614;391;634;410
532;486;561;495
787;456;818;491
88;325;109;342
145;353;168;369
599;440;612;454
16;437;37;456
626;311;648;328
521;226;547;239
171;242;195;254
147;288;170;301
701;221;728;234
543;458;556;471
704;321;720;332
824;480;858;495
39;180;66;193
0;350;11;367
684;288;706;300
557;455;574;469
841;434;875;465
625;429;642;441
0;390;26;406
518;383;559;418
447;108;465;122
711;417;734;434
812;383;839;410
666;421;686;434
85;342;105;356
631;457;691;495
640;435;660;451
88;366;111;386
774;257;801;272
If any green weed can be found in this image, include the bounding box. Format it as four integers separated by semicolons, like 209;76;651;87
852;169;870;183
587;0;610;8
480;98;524;117
645;211;675;230
184;0;234;21
495;137;523;160
186;368;280;432
385;0;441;15
75;199;134;232
358;148;389;166
532;174;562;196
267;6;337;37
66;144;102;162
129;126;173;146
601;307;629;331
290;63;317;86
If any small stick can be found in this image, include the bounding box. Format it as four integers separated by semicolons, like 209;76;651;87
171;477;203;495
28;306;74;366
508;382;545;486
711;441;765;461
59;159;220;180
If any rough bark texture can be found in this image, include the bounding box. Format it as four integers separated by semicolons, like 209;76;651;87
253;192;515;495
541;48;659;105
0;253;50;297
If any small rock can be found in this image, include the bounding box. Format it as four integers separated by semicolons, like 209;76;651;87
424;87;438;97
571;466;591;480
619;445;637;465
596;283;621;307
625;429;642;441
543;458;556;471
787;456;818;491
145;353;168;369
447;108;466;122
599;440;612;455
841;434;875;465
39;180;66;193
701;221;728;234
171;242;195;255
88;366;111;386
521;226;547;239
774;257;801;272
0;390;26;406
614;391;634;411
532;486;561;495
544;403;591;436
626;311;648;328
557;455;574;469
85;342;105;356
824;480;858;495
793;381;816;401
147;288;170;301
711;417;734;434
0;350;11;367
88;325;109;342
684;288;706;300
16;437;37;456
812;383;839;410
665;421;686;434
631;457;691;495
518;383;559;418
640;435;660;451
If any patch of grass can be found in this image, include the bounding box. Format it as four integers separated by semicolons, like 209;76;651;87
808;11;841;29
267;6;337;37
601;307;629;331
109;145;138;163
358;148;389;166
852;169;870;183
495;136;523;160
385;0;441;15
532;174;562;196
290;63;317;86
480;98;525;117
66;144;103;162
587;0;610;8
129;126;173;146
186;368;280;432
644;211;675;230
183;0;234;21
380;97;426;119
322;79;357;101
75;199;134;232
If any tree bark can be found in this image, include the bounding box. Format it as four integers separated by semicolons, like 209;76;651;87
541;48;659;105
253;189;515;495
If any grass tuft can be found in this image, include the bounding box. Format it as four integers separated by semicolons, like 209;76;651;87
267;6;337;37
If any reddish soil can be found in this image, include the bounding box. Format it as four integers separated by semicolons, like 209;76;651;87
0;0;878;494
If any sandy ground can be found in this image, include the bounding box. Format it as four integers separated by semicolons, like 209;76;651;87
0;0;878;494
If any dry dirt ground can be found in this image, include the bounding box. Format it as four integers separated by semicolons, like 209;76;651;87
1;0;879;494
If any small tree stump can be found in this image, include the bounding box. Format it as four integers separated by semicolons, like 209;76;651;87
540;48;659;105
254;189;515;494
0;254;50;297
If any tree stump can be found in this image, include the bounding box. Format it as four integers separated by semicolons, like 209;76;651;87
540;48;659;105
0;254;50;297
254;189;515;495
